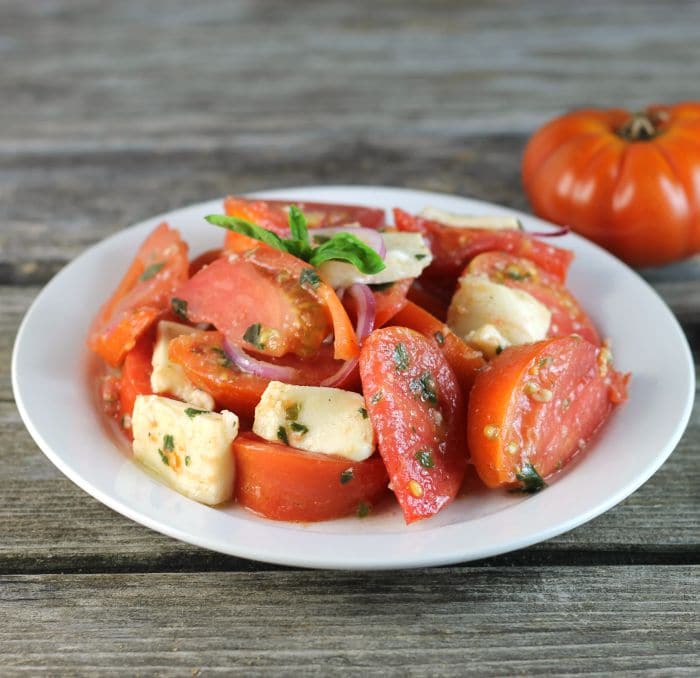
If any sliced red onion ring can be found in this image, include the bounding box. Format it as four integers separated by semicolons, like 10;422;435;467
223;338;300;382
526;225;571;238
312;226;386;259
320;283;376;388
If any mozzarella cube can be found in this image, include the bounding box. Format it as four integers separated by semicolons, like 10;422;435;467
464;323;512;359
419;207;521;231
253;381;375;462
317;232;432;288
151;321;215;410
448;274;551;347
132;395;238;505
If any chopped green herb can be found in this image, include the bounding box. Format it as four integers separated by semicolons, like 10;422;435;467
434;331;445;346
277;426;289;445
206;208;385;276
299;268;321;289
414;253;427;260
285;403;300;421
185;407;208;419
357;502;371;518
185;456;191;467
393;342;410;372
409;372;438;405
340;469;354;484
495;345;504;355
163;434;175;452
515;462;547;493
158;449;169;465
368;282;394;292
211;347;232;368
369;391;383;405
415;449;435;469
290;421;308;435
243;323;265;350
358;407;368;419
140;261;164;281
171;297;188;320
505;269;531;281
538;356;553;368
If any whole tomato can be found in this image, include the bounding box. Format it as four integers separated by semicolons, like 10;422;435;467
522;102;700;267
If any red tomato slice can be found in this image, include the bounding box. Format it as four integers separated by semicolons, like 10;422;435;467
223;196;386;236
467;252;601;345
189;248;223;277
118;333;154;436
406;280;450;321
468;336;629;490
168;331;358;423
233;433;389;522
173;252;332;359
373;279;412;327
181;239;358;361
88;223;189;366
393;208;573;284
359;327;467;523
390;301;485;395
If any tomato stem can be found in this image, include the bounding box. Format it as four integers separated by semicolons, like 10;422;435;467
617;111;664;141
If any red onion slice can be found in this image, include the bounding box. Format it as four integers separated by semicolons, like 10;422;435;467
526;225;571;238
223;338;300;382
311;226;386;259
320;283;376;388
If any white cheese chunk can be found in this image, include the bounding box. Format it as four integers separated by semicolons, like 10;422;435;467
253;381;375;462
317;232;432;288
151;321;215;410
420;207;521;231
132;395;238;505
447;274;551;347
464;323;512;359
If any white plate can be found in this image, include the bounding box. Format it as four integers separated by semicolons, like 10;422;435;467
12;186;695;569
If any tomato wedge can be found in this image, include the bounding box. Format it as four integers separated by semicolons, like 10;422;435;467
223;196;386;236
359;327;467;523
393;208;573;284
467;252;601;345
188;248;223;277
88;223;189;366
372;279;412;327
468;336;629;490
168;331;358;422
233;433;389;521
390;301;484;395
176;246;358;361
118;333;154;435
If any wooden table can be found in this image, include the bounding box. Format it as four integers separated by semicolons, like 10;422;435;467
2;1;698;674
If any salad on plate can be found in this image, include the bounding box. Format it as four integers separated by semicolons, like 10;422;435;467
88;197;629;524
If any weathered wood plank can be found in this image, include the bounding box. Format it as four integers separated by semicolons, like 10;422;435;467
0;567;697;675
1;0;698;150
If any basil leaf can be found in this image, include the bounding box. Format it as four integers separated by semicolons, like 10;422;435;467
309;232;385;275
205;214;288;253
287;205;309;243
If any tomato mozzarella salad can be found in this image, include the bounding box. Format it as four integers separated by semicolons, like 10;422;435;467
90;197;629;524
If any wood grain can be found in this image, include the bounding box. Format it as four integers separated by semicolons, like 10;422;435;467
1;568;698;675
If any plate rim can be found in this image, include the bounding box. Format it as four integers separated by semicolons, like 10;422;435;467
11;184;696;569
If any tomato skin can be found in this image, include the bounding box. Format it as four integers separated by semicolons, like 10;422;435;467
189;248;223;277
119;334;154;421
522;103;700;266
467;252;601;345
223;196;386;237
88;223;189;366
390;301;485;396
233;433;389;522
359;327;467;523
468;336;628;489
394;208;573;284
373;279;412;327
